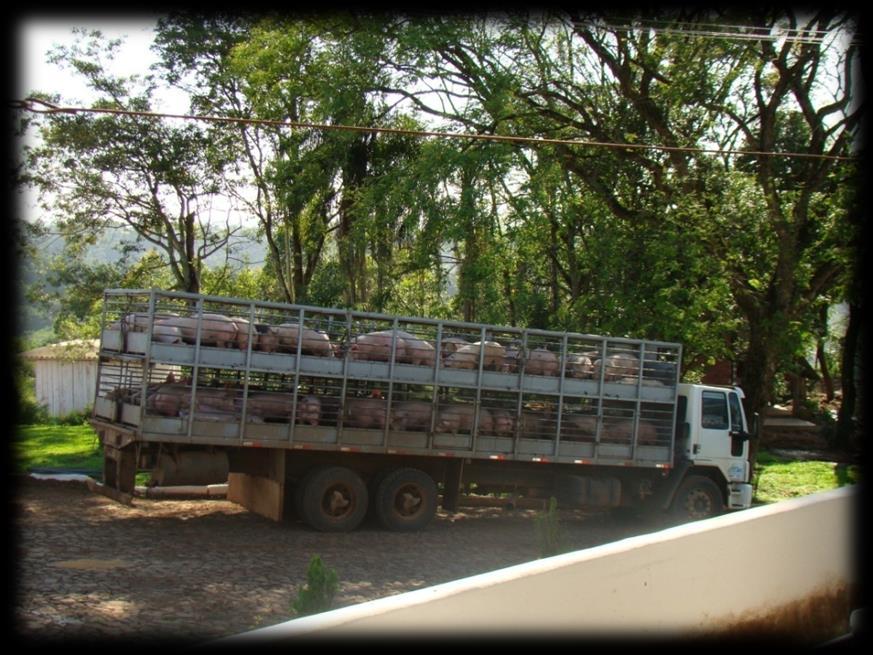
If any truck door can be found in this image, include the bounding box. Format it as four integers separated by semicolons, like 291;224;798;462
728;391;749;458
697;389;733;461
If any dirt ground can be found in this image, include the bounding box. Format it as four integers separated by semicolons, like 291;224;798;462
11;476;668;646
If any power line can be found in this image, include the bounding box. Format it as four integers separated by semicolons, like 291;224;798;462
583;18;861;47
13;97;857;162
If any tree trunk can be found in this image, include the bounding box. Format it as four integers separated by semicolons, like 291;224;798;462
787;370;806;417
184;213;200;294
339;137;370;308
740;319;778;475
816;304;835;401
502;269;517;327
816;341;834;402
834;301;861;451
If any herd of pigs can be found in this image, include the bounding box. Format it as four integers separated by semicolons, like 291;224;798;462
107;312;674;444
114;311;675;381
131;380;662;445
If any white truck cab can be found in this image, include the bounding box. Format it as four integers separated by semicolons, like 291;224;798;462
676;383;755;513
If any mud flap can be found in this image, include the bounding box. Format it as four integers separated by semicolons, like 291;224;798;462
103;432;139;495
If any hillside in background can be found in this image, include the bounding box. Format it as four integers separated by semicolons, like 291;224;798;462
17;226;266;335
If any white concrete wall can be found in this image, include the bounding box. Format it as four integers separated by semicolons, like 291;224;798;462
226;486;858;641
33;360;97;417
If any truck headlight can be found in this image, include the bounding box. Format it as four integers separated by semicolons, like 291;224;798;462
728;464;746;482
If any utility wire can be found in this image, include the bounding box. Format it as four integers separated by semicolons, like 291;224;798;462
582;18;861;47
13;97;857;162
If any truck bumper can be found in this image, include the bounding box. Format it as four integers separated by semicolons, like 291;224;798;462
728;482;753;509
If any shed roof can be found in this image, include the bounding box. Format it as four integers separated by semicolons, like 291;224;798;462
21;339;100;362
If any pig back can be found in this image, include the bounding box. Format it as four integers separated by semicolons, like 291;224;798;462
560;413;598;441
159;314;238;347
245;391;295;420
434;403;475;433
343;397;388;429
444;341;505;370
393;331;436;367
389;400;434;432
593;353;640;381
275;323;334;356
525;348;559;376
439;337;469;360
349;330;407;362
147;384;189;416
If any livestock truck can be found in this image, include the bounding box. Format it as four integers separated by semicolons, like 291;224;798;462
89;288;755;532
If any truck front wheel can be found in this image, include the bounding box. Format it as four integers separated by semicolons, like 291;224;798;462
374;468;438;532
299;466;368;532
670;475;724;523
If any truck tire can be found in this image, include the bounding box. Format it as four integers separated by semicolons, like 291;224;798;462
670;475;724;522
374;468;438;532
298;466;368;532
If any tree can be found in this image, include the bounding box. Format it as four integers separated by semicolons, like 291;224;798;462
18;30;243;294
380;12;861;468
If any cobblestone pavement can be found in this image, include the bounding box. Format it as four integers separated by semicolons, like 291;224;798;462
12;476;664;646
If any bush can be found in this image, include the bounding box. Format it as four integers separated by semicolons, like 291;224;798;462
534;496;568;558
50;407;93;426
18;398;50;425
291;555;339;617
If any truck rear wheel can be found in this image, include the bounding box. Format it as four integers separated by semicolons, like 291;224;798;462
374;468;437;532
670;475;724;522
298;466;368;532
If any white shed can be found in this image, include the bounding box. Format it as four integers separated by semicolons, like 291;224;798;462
21;339;100;417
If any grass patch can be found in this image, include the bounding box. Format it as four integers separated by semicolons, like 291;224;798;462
16;424;154;485
753;451;860;504
15;424;103;473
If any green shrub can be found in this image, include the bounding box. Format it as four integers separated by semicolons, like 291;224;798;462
18;397;51;425
534;496;568;558
50;406;93;426
291;555;339;617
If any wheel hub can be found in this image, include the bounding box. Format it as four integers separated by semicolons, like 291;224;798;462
685;488;712;518
323;485;353;517
395;486;423;516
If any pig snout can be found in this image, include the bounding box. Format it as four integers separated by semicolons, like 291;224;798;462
295;395;322;426
565;353;594;378
489;409;516;436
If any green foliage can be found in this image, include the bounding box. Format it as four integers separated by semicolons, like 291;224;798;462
291;555;339;617
15;13;859;426
14;357;49;425
534;496;568;558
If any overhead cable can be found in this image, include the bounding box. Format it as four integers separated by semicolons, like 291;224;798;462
12;97;857;162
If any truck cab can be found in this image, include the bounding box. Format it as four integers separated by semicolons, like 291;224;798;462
673;383;755;516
